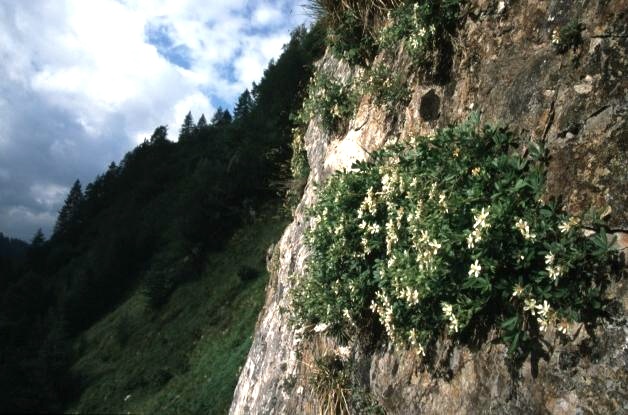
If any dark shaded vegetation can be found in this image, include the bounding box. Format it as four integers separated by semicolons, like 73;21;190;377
0;24;324;413
0;232;29;292
70;207;287;415
237;265;260;282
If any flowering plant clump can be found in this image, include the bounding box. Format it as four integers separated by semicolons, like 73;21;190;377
284;124;310;211
291;115;617;357
328;8;379;67
551;20;583;54
299;71;359;133
364;63;411;112
320;1;462;69
378;1;461;69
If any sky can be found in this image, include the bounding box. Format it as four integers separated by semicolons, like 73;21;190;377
0;0;311;241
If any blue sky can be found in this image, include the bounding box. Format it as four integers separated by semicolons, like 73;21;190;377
0;0;311;240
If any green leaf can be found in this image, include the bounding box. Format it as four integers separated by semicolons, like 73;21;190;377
508;332;521;354
513;179;528;192
501;316;519;330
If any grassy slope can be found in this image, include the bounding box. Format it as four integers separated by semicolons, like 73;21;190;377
68;206;287;414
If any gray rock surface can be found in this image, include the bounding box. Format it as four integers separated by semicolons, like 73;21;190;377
230;1;627;413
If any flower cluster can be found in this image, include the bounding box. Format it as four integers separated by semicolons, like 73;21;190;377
292;117;617;361
544;251;564;282
514;218;536;240
299;71;358;133
377;1;445;69
521;297;555;332
370;290;396;342
442;302;459;333
552;20;583;54
363;63;411;111
558;216;580;233
467;206;491;248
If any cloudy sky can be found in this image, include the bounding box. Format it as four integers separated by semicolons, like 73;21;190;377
0;0;310;241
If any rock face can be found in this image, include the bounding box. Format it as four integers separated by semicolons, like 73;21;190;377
230;1;627;413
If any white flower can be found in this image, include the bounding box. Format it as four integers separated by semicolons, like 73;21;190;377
428;183;437;200
403;287;420;305
473;207;490;229
544;252;555;265
415;343;426;357
312;215;322;228
537;316;549;332
535;300;551;317
438;193;448;213
557;320;570;334
428;239;442;255
512;284;525;298
441;302;459;333
467;232;476;249
449;316;459;333
337;346;351;360
471;167;481;176
408;328;418;345
547;265;564;281
468;207;491;249
361;237;371;254
558;221;571;233
368;223;381;235
442;302;453;316
468;259;482;278
361;187;378;216
551;29;560;45
523;298;537;315
514;218;536;240
313;322;329;333
467;229;483;248
558;217;580;233
369;300;378;314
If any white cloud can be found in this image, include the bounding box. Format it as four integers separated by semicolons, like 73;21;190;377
253;3;283;26
0;0;309;239
30;183;69;210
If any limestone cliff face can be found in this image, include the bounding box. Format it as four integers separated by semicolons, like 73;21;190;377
230;1;627;413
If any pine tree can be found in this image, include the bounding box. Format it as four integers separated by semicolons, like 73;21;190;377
27;228;47;271
31;229;45;247
197;114;208;130
53;180;84;240
233;89;254;121
179;111;195;141
211;107;232;126
149;125;168;144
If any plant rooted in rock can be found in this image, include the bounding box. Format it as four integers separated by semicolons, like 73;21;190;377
292;116;619;360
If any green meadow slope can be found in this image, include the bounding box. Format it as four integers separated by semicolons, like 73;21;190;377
69;207;286;414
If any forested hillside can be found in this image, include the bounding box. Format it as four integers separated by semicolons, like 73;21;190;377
0;24;324;413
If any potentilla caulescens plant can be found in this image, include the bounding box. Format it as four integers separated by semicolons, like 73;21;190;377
378;1;461;68
299;71;359;133
291;115;617;357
